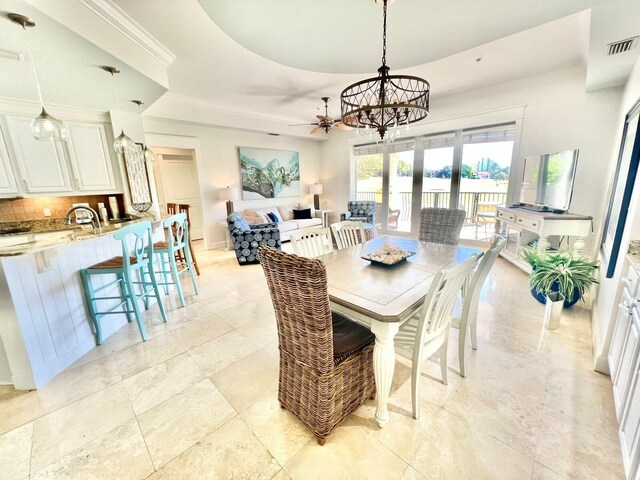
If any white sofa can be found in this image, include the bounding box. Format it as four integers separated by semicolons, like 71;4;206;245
241;203;322;241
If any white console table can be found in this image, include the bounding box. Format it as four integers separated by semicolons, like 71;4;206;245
495;206;593;271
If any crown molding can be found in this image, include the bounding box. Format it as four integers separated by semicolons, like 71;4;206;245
0;96;110;122
155;93;308;125
76;0;176;67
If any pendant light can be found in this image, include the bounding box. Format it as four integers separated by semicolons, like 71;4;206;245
131;100;155;162
103;66;135;154
340;0;430;142
9;13;69;142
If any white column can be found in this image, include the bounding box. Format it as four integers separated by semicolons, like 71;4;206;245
370;319;400;428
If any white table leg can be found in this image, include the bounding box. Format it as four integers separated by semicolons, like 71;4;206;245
369;319;400;428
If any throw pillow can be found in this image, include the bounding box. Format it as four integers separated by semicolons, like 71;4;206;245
277;205;295;221
298;202;316;218
293;208;312;220
267;212;279;223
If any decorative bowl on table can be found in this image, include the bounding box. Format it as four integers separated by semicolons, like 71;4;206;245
362;244;415;266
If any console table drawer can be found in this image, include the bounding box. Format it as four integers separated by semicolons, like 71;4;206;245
498;210;515;222
515;215;541;232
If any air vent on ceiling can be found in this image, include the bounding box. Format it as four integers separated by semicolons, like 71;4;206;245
607;36;639;56
0;48;23;62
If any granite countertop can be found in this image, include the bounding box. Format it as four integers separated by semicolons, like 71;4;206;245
0;214;162;257
628;240;640;272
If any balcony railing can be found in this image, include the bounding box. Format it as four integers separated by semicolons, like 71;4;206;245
356;191;508;222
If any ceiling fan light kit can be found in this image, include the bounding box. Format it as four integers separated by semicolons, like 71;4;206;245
340;0;430;143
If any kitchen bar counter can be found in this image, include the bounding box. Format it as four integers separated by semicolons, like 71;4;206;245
0;215;164;389
0;214;160;257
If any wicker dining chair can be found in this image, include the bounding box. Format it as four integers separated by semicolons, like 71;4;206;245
418;208;466;245
259;246;376;445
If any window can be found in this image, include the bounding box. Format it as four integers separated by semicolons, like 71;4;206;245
352;123;516;241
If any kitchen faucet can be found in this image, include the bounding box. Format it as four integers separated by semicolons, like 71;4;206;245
65;206;102;234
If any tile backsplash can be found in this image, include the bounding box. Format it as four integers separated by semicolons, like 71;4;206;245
0;194;125;222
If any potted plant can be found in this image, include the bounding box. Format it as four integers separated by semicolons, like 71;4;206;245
521;249;599;308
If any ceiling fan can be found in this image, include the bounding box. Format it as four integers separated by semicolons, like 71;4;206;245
290;97;353;134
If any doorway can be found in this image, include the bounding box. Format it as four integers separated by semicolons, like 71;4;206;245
151;147;204;240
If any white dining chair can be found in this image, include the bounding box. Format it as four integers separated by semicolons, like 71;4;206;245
395;254;478;419
290;227;333;258
331;221;366;250
456;236;506;377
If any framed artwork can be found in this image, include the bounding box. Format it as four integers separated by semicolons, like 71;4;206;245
239;147;300;199
602;98;640;278
122;143;153;213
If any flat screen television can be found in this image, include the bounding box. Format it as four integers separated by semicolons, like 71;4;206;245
519;149;578;212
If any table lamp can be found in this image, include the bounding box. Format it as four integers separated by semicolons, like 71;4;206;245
310;183;323;210
220;187;235;216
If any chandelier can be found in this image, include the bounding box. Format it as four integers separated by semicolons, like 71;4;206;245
340;0;430;142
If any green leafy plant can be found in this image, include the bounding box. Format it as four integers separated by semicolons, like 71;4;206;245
521;248;599;303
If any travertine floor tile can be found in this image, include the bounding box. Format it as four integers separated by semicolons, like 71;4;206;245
285;422;407;480
31;383;135;472
211;343;279;412
535;407;624;480
410;410;534;480
188;329;263;376
240;396;315;466
30;421;153;480
217;299;275;329
152;416;280;480
113;331;185;379
0;422;32;480
137;379;235;469
169;313;232;350
123;352;205;415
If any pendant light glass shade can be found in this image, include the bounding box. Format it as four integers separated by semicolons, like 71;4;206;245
143;145;156;162
31;108;69;141
113;130;135;154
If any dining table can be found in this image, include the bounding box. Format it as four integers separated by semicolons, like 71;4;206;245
320;235;482;428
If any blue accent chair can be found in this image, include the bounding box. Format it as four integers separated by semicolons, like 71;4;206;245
340;201;376;225
227;213;281;265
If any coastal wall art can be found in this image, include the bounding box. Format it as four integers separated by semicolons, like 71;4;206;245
239;147;300;199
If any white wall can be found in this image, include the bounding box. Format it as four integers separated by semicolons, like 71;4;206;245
592;55;640;372
321;67;623;256
142;118;322;248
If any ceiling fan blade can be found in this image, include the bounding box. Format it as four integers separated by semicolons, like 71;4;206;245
334;122;353;131
316;115;330;122
310;126;323;134
341;116;358;126
289;123;318;127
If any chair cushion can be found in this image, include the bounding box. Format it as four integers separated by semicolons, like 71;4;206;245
294;218;323;229
88;256;138;270
332;311;375;365
277;220;299;233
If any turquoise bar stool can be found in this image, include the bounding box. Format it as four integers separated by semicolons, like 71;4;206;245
80;221;167;344
152;213;199;307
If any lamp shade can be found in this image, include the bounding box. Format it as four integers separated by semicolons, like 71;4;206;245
310;184;323;195
219;187;233;201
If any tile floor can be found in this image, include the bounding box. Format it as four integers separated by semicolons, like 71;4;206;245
0;241;625;479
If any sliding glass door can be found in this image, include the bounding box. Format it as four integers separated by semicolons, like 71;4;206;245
353;123;515;241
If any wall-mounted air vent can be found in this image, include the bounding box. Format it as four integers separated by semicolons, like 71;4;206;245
607;36;639;56
0;48;23;62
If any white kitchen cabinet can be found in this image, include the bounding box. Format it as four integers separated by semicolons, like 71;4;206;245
66;122;117;192
620;350;640;479
0;128;19;197
614;307;640;419
4;115;72;193
611;288;635;384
